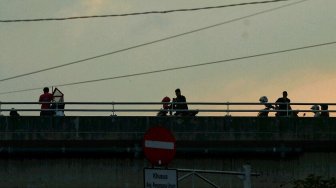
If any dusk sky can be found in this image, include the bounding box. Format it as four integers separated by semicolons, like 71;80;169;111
0;0;335;116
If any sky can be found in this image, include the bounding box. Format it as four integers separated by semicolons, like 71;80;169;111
0;0;335;116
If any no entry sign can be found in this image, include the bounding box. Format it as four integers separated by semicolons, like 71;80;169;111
143;126;176;166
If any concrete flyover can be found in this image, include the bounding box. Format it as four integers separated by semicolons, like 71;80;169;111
0;116;335;187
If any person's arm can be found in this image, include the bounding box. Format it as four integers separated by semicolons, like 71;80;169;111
287;99;292;110
182;96;188;109
172;98;177;109
274;98;280;109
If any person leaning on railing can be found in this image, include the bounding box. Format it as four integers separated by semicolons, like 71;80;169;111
172;88;188;116
157;96;172;116
310;105;321;117
275;91;292;117
320;104;329;117
9;108;20;117
39;87;53;116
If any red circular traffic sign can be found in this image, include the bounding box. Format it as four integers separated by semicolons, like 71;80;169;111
143;126;176;166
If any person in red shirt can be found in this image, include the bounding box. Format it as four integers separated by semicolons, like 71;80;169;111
39;87;53;116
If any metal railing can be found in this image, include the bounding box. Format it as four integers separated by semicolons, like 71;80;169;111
178;165;260;188
0;101;335;116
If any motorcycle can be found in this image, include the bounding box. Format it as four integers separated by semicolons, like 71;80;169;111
157;96;198;117
257;96;274;117
258;96;299;117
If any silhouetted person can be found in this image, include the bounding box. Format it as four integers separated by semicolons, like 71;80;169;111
157;96;171;116
39;87;53;116
275;91;291;117
257;96;274;117
9;108;20;117
320;104;329;117
172;88;188;116
310;105;321;117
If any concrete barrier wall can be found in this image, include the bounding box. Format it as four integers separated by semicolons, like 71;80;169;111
1;116;336;141
0;153;335;188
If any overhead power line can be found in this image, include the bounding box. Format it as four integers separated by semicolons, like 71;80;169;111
0;0;309;83
1;40;335;95
0;0;294;23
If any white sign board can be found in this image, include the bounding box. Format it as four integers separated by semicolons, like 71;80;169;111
144;168;177;188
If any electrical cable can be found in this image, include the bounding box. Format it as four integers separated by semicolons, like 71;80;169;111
0;0;309;83
0;0;294;23
0;40;334;95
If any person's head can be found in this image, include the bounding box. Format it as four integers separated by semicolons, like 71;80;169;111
43;87;49;93
162;96;171;109
311;105;319;111
321;104;328;110
175;88;181;97
162;96;170;102
259;96;268;104
282;91;288;98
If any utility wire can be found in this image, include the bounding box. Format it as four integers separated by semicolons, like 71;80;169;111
0;0;309;83
1;40;335;95
0;0;294;23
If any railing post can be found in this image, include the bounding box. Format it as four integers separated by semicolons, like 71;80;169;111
171;100;174;115
226;102;230;116
55;101;58;116
111;102;116;116
243;165;252;188
192;171;195;188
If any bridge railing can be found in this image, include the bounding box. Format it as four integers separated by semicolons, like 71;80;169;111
0;101;335;116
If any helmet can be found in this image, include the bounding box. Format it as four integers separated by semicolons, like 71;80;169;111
162;96;171;110
310;105;319;111
259;96;268;103
162;96;171;102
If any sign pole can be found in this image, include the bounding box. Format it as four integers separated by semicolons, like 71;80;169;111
243;165;252;188
143;126;177;188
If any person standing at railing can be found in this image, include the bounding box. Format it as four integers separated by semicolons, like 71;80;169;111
39;87;53;116
275;91;292;117
310;105;321;117
258;96;274;117
9;108;20;117
172;88;188;116
320;104;330;117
